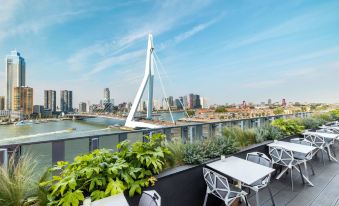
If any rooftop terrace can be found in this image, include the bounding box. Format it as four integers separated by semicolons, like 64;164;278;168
244;145;339;206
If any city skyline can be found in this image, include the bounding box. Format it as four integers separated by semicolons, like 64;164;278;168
0;0;339;105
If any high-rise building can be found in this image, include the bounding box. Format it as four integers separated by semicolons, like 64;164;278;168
268;99;272;105
79;102;87;113
12;86;33;115
60;90;73;113
200;97;208;109
33;105;44;114
168;96;174;107
5;50;26;110
0;96;4;110
44;90;56;112
188;93;194;109
282;98;287;107
103;88;112;112
183;96;188;108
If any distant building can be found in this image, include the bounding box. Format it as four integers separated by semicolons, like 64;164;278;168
60;90;73;113
268;99;272;105
282;98;287;107
168;96;174;107
12;86;33;116
33;105;44;114
175;99;183;109
79;102;87;113
200;97;208;109
188;93;194;109
103;88;112;112
5;50;26;110
0;96;4;110
44;90;56;112
183;96;188;108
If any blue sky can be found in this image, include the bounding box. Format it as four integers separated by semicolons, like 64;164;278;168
0;0;339;106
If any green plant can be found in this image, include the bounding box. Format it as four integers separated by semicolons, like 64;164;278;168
41;133;171;206
0;153;47;206
182;142;206;164
222;127;256;148
254;124;284;143
203;137;238;158
301;117;325;130
166;138;184;167
271;118;304;135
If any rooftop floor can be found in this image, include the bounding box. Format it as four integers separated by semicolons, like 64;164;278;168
245;145;339;206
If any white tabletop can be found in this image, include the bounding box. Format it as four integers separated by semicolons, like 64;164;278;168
321;125;339;130
206;156;275;185
304;131;339;139
267;141;316;154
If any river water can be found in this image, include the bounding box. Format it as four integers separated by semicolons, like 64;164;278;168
0;112;186;145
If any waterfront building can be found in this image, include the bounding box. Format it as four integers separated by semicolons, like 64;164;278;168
103;88;112;112
175;99;183;109
5;50;26;110
60;90;73;113
44;90;56;112
79;102;87;113
188;93;194;109
0;96;4;110
200;97;208;109
33;105;44;114
183;96;188;108
12;86;33;116
168;96;174;107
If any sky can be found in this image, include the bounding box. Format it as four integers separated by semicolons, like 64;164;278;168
0;0;339;107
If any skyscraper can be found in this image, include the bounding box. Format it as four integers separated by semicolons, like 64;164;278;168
103;88;112;112
5;50;25;110
60;90;73;113
79;102;87;113
44;90;56;112
12;86;33;115
0;96;5;110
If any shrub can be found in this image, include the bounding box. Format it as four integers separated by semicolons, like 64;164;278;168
166;138;185;167
254;124;284;143
271;118;304;135
301;117;325;130
0;153;48;206
182;142;206;164
40;133;171;205
203;137;238;158
222;127;256;148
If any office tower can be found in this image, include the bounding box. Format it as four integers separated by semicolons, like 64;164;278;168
175;99;183;109
60;90;73;113
103;88;112;112
12;86;33;115
188;93;194;109
282;98;287;107
5;50;26;110
268;99;272;105
0;96;4;110
44;90;56;112
183;96;188;108
200;97;208;109
168;96;174;107
33;105;44;114
79;102;87;113
194;94;201;108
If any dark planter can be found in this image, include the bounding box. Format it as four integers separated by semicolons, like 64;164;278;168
124;135;300;206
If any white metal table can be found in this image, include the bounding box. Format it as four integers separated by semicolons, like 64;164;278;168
206;156;275;186
267;141;316;186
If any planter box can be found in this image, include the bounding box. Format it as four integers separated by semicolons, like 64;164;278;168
124;135;300;206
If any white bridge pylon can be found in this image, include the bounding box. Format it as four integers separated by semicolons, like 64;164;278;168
125;34;161;129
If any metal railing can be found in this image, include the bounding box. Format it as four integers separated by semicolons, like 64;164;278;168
0;112;311;168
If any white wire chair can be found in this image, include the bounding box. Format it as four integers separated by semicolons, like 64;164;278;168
303;132;337;165
203;167;248;206
138;190;161;206
290;138;315;175
269;146;308;191
242;152;275;206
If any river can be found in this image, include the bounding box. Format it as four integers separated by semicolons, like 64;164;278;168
0;112;186;145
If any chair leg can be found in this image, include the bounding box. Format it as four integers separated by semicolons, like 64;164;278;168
332;145;337;157
297;164;305;184
309;162;315;175
290;168;294;192
321;150;325;166
326;147;332;161
203;190;208;206
268;185;275;206
255;191;260;206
